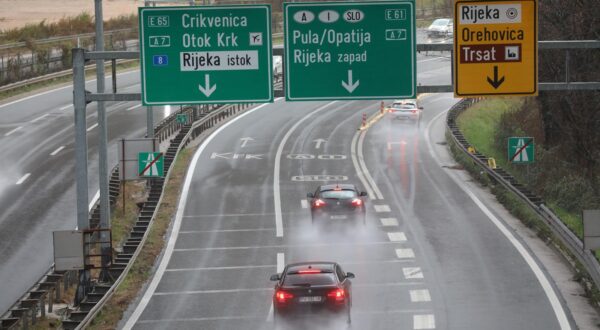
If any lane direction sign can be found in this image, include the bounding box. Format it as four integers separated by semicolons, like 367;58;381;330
454;0;538;96
139;5;273;105
284;1;416;101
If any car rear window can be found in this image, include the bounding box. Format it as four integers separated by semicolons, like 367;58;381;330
392;103;416;109
283;273;336;286
320;189;357;199
432;19;450;26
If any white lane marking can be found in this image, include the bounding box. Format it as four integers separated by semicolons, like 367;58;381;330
403;267;424;279
300;199;309;209
425;106;572;330
277;252;285;273
396;248;415;259
388;232;407;242
30;114;49;122
89;190;100;212
137;316;265;324
173;240;399;251
180;228;274;234
410;289;431;302
86;123;98;132
126;104;142;111
60;104;73;111
5;126;22;136
50;145;65;156
16;173;31;185
123;100;280;330
381;218;399;226
414;314;436;329
167;265;276;272
274;101;337;238
358;129;385;199
267;252;285;322
351;129;377;198
374;204;391;213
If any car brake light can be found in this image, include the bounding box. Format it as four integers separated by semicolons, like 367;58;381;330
351;198;363;207
327;289;345;301
298;269;321;274
275;290;294;303
411;110;417;114
313;199;326;208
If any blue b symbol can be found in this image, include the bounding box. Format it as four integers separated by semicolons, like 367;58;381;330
153;55;168;66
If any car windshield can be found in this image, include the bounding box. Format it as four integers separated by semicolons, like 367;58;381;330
432;19;450;26
320;189;357;199
283;273;336;286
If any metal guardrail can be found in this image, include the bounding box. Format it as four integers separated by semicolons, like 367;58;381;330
446;98;600;291
0;29;136;51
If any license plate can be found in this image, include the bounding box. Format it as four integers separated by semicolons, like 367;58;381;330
330;215;347;219
299;296;322;303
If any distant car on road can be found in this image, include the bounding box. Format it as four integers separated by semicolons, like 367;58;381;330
427;18;453;38
386;99;423;122
307;184;367;224
270;261;355;324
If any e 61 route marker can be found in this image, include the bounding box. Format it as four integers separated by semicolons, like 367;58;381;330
508;137;534;164
284;1;416;101
139;5;273;105
138;152;164;177
453;0;538;97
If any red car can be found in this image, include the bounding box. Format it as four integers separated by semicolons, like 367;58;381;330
270;261;355;324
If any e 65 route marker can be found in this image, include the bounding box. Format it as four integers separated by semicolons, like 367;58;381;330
138;152;164;177
139;5;273;105
453;0;538;96
284;1;416;101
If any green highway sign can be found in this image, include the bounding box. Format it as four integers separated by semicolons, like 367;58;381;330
508;137;535;164
138;152;164;177
284;1;416;101
139;5;273;105
176;113;188;124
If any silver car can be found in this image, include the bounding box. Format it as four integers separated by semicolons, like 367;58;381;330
427;18;453;38
386;99;423;122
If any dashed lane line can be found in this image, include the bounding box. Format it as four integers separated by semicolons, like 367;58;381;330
59;104;73;111
380;217;399;226
30;114;49;122
410;289;432;303
16;173;31;185
86;123;98;132
388;232;407;242
403;267;424;279
374;204;391;213
396;248;416;259
413;314;436;329
300;199;309;209
173;240;400;252
126;104;142;111
5;126;22;136
50;146;65;156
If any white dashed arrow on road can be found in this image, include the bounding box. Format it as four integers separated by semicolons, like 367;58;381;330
313;138;327;149
240;137;254;148
341;70;359;93
198;74;217;97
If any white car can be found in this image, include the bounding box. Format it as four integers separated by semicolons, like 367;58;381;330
427;18;453;38
386;99;423;122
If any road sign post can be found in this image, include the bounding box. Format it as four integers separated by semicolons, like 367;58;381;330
139;5;273;105
453;0;538;96
176;113;188;124
284;1;416;101
508;137;534;164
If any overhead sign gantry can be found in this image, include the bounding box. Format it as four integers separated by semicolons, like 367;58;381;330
453;0;538;96
139;5;273;105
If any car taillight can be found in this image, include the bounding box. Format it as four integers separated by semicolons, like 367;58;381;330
351;198;363;207
411;110;417;114
327;289;345;302
312;199;326;208
275;290;294;303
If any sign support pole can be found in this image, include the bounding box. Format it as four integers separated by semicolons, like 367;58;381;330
95;0;112;281
72;48;90;305
145;1;154;139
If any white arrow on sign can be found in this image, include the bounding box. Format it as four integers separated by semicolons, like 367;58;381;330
341;70;359;93
313;138;327;149
198;74;217;97
240;137;254;148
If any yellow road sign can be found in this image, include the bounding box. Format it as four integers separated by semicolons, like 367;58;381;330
453;0;537;97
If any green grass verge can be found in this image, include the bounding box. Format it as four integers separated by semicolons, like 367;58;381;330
88;148;193;329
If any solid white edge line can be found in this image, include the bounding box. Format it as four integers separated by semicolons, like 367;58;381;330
5;126;22;136
50;145;65;156
89;190;100;212
60;104;73;111
86;123;98;132
350;130;377;199
425;106;571;330
357;129;385;199
31;113;49;123
273;101;336;238
122;100;278;330
126;104;142;111
16;173;31;185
